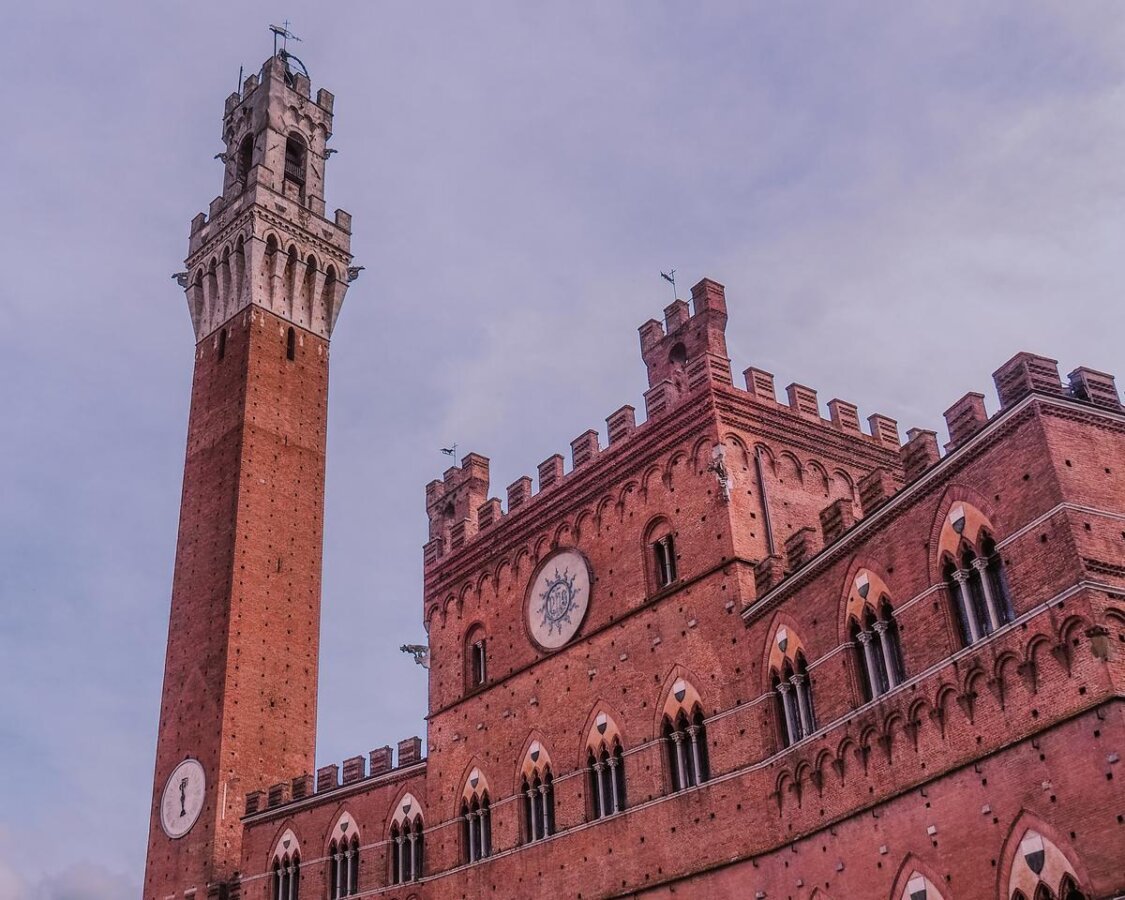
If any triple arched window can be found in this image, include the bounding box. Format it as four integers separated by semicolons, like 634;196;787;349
519;741;555;843
849;599;905;702
390;814;423;883
460;770;492;864
661;679;709;792
944;533;1013;646
271;851;301;900
326;834;359;897
587;739;625;819
772;649;816;747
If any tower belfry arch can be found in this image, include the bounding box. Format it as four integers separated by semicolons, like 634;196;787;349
144;44;357;900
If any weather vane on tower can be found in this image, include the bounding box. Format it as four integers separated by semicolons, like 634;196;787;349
269;20;302;56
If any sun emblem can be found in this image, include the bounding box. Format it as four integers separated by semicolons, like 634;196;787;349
525;549;591;649
537;567;581;636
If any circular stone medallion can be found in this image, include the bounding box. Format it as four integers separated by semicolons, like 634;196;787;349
160;758;206;839
525;549;591;650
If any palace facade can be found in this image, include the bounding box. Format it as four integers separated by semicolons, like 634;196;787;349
145;50;1125;900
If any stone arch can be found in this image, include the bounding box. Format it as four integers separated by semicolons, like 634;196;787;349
840;561;896;642
387;788;423;831
552;520;572;548
763;612;811;681
888;854;948;900
456;761;491;812
323;808;360;857
268;823;301;866
999;811;1089;900
806;458;831;495
830;468;856;500
580;703;625;764
777;450;803;483
641;463;664;498
573;508;594;542
929;485;1001;583
664;450;688;488
515;733;554;786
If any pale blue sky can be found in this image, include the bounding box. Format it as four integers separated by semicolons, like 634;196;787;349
2;3;1123;896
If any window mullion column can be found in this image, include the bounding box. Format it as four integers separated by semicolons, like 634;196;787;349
671;730;688;788
952;569;982;642
607;756;621;813
972;557;1003;631
792;674;813;736
777;682;798;743
857;631;882;695
873;621;897;687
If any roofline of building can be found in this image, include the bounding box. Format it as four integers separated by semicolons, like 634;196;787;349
742;391;1125;622
241;760;427;826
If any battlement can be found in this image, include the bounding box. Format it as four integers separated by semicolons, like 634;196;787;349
244;736;424;817
421;279;1122;577
639;278;733;416
764;350;1123;581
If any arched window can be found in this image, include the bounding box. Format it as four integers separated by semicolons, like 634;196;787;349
586;711;626;820
286;326;296;361
327;834;359;898
644;518;678;593
939;503;1014;647
850;599;906;702
390;815;423;883
945;537;1013;646
519;741;554;843
588;739;625;819
284;133;307;186
460;770;491;864
771;641;817;749
272;851;301;900
390;793;423;884
464;625;487;692
520;766;555;843
660;680;709;792
237;133;254;184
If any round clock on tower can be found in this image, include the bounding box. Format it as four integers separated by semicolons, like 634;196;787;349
143;43;355;900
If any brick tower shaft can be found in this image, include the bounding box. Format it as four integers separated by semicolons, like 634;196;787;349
144;50;354;899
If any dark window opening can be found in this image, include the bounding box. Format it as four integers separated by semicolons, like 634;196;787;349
663;707;708;792
470;639;486;687
653;534;677;588
286;326;296;361
284;134;307;185
218;328;227;360
237;134;254;184
588;740;626;819
521;768;554;843
462;795;491;863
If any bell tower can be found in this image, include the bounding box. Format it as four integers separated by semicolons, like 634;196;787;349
144;49;355;899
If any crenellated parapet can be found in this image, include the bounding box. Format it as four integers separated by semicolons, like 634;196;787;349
180;53;355;342
244;736;424;816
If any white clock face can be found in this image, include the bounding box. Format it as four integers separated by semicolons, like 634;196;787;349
526;549;591;650
161;758;206;839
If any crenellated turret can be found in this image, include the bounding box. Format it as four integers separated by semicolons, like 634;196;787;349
180;53;356;342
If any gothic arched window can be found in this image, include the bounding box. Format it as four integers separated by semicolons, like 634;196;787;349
464;624;487;693
662;706;708;791
850;598;906;702
460;772;492;864
237;133;254;184
272;851;300;900
588;738;625;819
771;651;817;748
327;834;359;897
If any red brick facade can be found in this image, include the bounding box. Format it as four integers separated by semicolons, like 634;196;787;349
149;52;1125;900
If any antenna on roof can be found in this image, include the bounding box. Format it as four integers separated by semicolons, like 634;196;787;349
660;268;677;301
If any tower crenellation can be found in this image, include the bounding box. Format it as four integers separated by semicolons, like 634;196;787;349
181;53;354;343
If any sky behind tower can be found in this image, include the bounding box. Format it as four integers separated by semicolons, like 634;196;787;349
2;3;1124;896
